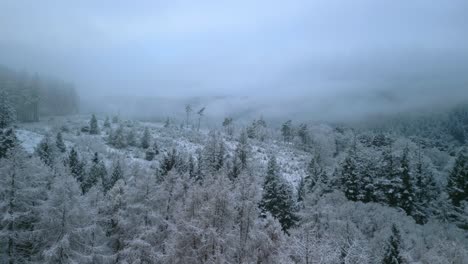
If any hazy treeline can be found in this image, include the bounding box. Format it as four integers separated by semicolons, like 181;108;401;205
0;65;79;123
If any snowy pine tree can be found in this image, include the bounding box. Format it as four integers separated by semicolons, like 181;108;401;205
67;148;86;184
104;116;111;128
55;131;66;153
341;150;360;201
38;169;98;263
0;89;16;129
0;128;19;159
0;145;47;263
281;120;293;142
89;114;100;135
259;155;298;232
107;160;124;192
399;146;414;215
382;224;404;264
35;134;56;167
83;152;107;194
447;151;468;207
141;127;151;149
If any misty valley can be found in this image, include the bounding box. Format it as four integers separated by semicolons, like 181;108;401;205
1;1;468;263
1;65;467;264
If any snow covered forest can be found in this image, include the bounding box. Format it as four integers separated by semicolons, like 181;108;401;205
1;1;468;263
1;65;468;263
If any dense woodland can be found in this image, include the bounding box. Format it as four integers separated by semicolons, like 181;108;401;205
1;70;468;263
0;65;79;125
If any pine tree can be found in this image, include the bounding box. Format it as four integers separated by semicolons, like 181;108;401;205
281;120;293;142
107;160;124;191
141;127;151;149
297;123;309;147
126;128;137;147
185;104;192;128
382;224;403;264
222;117;234;136
110;125;127;149
297;176;306;203
216;141;225;171
104;116;111;128
0;128;19;159
447;151;468;207
83;152;106;193
89;114;100;135
55;131;66;153
160;149;177;176
67;148;86;183
399;147;414;216
305;154;324;192
413;149;438;224
0;145;47;263
228;154;242;180
259;155;298;232
38;169;98;263
236;130;249;169
164;117;170;128
112;115;119;124
36;135;56;167
0;89;16;129
341;150;360;201
194;149;204;182
188;155;195;178
381;144;400;207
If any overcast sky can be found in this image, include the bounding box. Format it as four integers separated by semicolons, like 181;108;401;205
0;0;467;104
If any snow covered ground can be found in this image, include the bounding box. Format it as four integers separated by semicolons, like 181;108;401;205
15;129;44;154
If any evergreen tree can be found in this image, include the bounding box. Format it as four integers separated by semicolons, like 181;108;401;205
236;130;249;169
185;104;192;128
38;170;99;263
89;114;100;135
447;151;468;207
112;115;119;124
164;117;170;128
104;116;111;128
83;152;106;193
35;135;55;167
107;160;124;191
145;148;155;161
67;148;86;183
160;149;177;176
110;125;127;149
0;145;47;263
126;128;137;147
0;128;19;159
297;176;306;203
141;127;151;149
188;154;195;178
194;149;204;182
341;150;360;201
0;89;16;129
216;141;225;171
297;123;309;147
259;155;298;232
381;144;400;207
145;142;159;161
305;154;324;192
399;147;414;215
382;224;404;264
222;117;234;136
55;131;66;153
413;150;438;224
228;154;242;180
281;120;293;142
